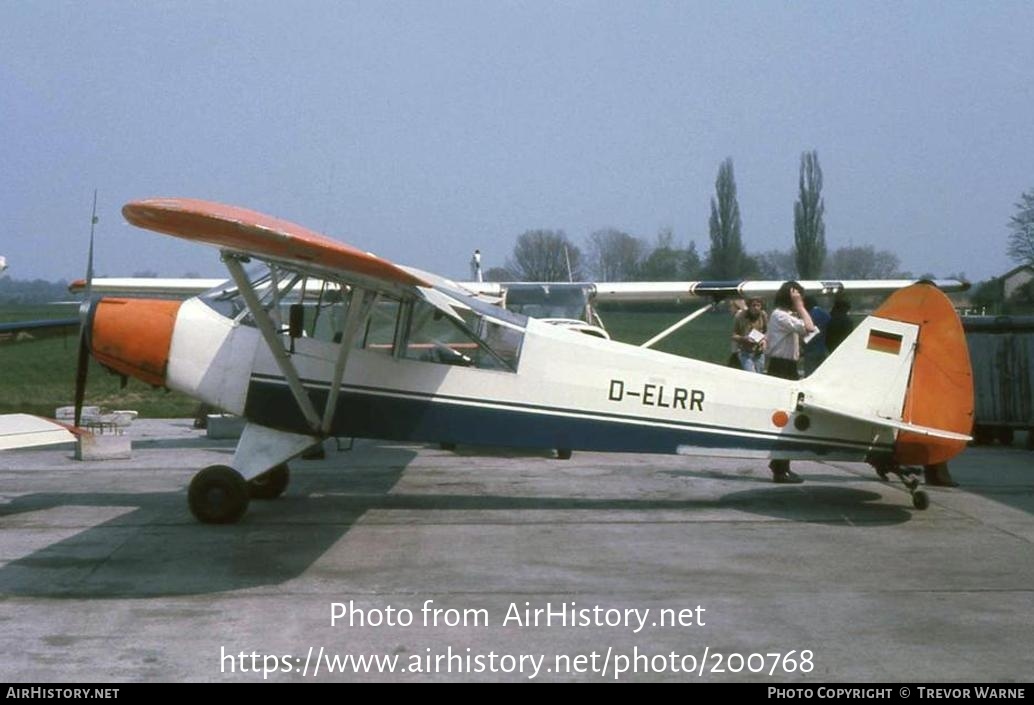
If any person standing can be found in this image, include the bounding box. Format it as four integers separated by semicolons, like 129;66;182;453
802;295;831;376
825;296;855;353
731;297;767;373
765;281;816;483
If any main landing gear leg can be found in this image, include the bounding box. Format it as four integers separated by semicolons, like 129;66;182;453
872;461;930;510
188;423;318;524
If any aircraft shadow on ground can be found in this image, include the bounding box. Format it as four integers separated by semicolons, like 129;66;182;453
0;446;910;599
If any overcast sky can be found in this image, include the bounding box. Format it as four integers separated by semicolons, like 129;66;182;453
2;1;1031;284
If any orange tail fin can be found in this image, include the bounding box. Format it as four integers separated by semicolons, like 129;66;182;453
873;283;974;465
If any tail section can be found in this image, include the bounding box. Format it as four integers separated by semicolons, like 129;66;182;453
803;283;973;465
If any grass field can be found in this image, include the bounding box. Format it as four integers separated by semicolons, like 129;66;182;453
1;305;198;417
0;304;734;418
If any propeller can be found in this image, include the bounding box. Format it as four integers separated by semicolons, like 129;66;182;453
73;191;98;428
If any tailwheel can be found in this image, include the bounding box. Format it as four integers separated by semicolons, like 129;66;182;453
188;465;250;524
870;461;930;511
248;463;290;500
912;490;930;510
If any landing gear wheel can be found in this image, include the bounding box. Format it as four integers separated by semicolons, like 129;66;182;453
556;449;572;460
188;465;249;524
870;461;936;511
248;463;290;500
912;490;930;510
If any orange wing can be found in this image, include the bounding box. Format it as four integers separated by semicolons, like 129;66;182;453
122;198;428;288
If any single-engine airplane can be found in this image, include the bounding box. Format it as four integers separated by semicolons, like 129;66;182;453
64;198;972;523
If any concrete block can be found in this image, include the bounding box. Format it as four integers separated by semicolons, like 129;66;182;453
55;406;100;421
207;414;246;440
75;433;132;461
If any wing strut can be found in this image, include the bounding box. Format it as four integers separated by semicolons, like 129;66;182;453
321;289;378;434
639;302;714;349
225;255;323;432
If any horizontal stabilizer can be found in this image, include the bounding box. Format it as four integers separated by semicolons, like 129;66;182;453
800;400;972;442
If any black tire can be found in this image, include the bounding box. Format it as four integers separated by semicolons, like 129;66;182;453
556;448;572;460
248;463;290;500
912;490;930;511
188;465;249;524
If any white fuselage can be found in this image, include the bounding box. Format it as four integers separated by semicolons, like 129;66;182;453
165;297;909;462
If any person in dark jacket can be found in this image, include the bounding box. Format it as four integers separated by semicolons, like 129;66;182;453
825;296;855;353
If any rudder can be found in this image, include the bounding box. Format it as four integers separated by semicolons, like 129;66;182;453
873;283;973;464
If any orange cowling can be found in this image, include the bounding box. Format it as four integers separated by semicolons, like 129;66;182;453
89;298;182;387
873;284;974;465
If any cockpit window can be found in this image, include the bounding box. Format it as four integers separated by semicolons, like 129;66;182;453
503;283;592;321
194;261;524;370
361;298;402;354
197;265;353;342
402;298;522;371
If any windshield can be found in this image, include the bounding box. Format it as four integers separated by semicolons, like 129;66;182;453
503;283;592;320
197;263;352;342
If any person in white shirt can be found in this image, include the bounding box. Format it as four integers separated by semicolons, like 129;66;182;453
765;281;816;483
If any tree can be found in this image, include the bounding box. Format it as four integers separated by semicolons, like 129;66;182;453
637;229;703;280
505;229;583;281
1006;188;1034;266
586;228;644;281
754;248;796;280
681;241;703;279
826;245;905;279
0;277;71;305
484;266;516;282
794;151;826;278
970;278;1004;313
705;158;746;279
637;228;680;280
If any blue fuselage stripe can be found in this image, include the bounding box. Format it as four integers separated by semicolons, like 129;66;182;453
244;374;889;456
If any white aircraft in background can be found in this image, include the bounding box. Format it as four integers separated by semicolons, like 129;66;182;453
0;414;77;451
32;197;972;525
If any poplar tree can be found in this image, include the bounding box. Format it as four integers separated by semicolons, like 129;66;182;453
706;158;746;279
794;150;826;279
